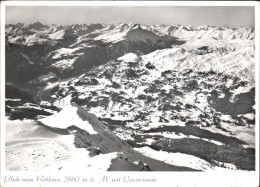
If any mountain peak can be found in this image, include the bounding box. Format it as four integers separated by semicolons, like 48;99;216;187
28;21;49;30
131;23;142;29
16;22;27;28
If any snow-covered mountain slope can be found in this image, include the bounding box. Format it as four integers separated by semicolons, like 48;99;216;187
5;22;255;171
6;118;125;171
6;102;197;171
141;46;254;84
6;22;185;84
33;44;255;170
150;24;254;40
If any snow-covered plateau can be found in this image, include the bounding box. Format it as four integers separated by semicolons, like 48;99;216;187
5;22;255;171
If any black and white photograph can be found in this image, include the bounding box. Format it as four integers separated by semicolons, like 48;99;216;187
0;1;259;186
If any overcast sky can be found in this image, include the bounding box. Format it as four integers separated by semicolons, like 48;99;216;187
6;6;255;27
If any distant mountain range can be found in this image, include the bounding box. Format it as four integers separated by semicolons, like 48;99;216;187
5;22;254;84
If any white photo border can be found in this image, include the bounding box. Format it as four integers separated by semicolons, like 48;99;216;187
0;1;259;187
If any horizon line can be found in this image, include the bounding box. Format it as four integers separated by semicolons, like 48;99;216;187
5;21;255;28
